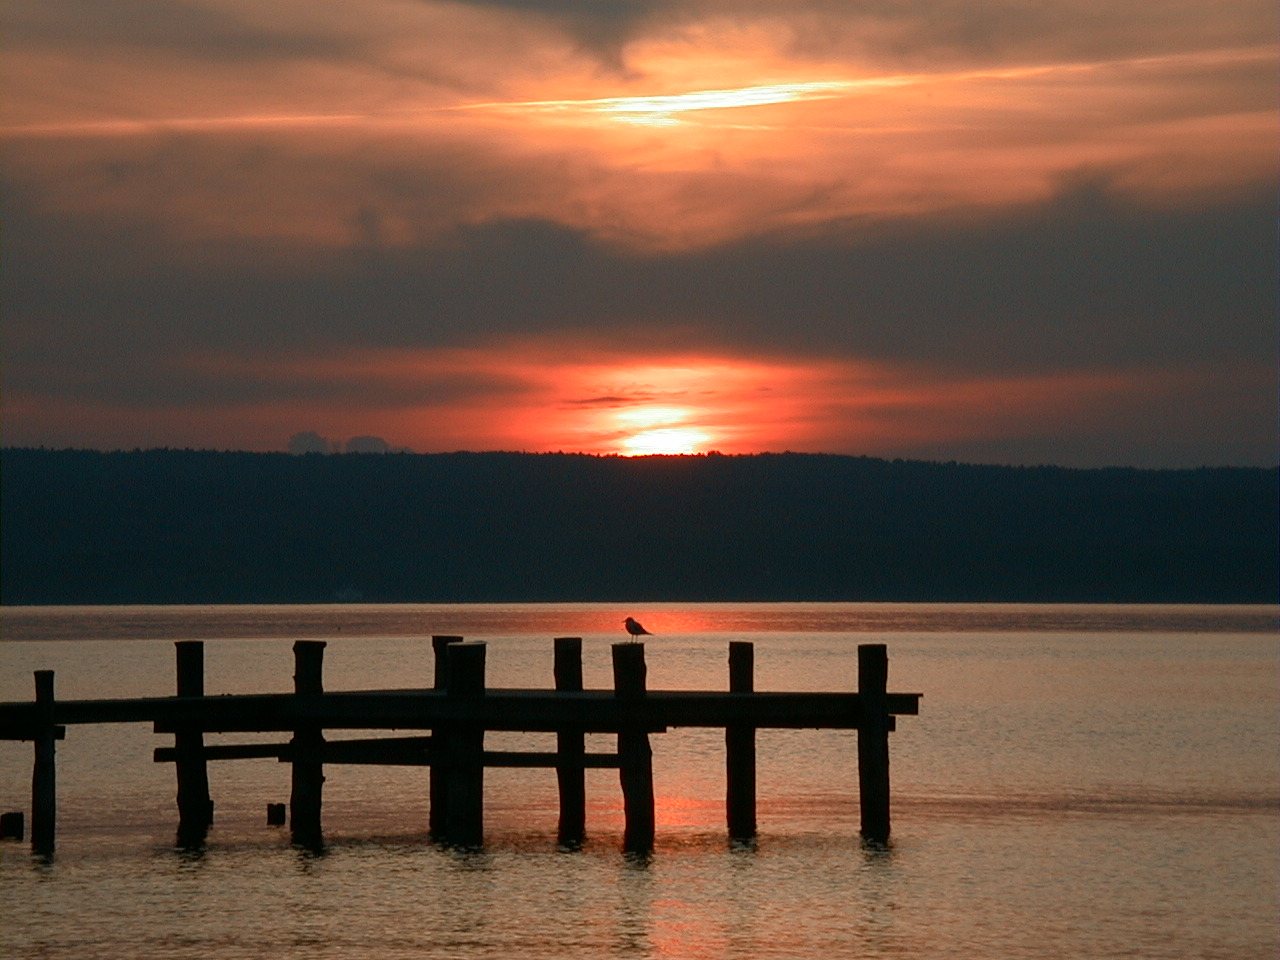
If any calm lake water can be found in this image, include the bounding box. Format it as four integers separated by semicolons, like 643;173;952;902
1;603;1276;959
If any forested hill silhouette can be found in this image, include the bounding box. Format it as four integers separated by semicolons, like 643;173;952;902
2;448;1276;604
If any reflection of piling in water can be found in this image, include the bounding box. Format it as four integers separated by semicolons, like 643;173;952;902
0;638;919;855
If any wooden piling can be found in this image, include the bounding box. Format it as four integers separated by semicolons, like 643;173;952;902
429;635;463;840
432;635;465;688
857;643;891;844
554;637;586;848
726;641;757;841
31;670;56;855
289;640;326;847
612;643;654;855
443;642;486;847
0;811;23;840
174;641;214;843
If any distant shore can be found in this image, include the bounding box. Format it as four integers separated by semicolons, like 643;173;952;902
2;448;1276;605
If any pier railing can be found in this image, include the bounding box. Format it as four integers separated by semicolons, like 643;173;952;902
0;638;920;854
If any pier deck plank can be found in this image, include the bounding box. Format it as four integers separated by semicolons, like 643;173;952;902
1;689;919;738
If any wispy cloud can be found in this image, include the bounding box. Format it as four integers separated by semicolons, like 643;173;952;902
456;80;861;124
2;0;1274;464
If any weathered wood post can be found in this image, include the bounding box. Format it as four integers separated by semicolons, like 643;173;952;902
174;641;214;844
857;643;891;844
31;670;57;856
726;641;757;841
429;635;463;840
612;642;654;855
432;636;464;687
444;641;486;847
554;637;586;848
289;640;326;847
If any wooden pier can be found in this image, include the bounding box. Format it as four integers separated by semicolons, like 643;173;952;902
0;639;920;854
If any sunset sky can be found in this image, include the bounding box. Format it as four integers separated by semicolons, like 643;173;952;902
3;0;1275;465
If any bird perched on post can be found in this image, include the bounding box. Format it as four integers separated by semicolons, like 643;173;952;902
623;617;651;640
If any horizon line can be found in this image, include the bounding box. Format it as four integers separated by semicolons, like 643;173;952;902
3;445;1275;473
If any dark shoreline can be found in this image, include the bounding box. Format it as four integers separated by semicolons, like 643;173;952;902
3;448;1276;605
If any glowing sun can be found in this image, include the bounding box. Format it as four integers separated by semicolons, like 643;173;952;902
611;403;712;455
621;427;712;455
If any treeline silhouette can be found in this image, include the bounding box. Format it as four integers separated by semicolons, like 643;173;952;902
2;448;1275;604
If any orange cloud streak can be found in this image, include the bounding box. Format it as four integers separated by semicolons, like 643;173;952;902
4;33;1271;253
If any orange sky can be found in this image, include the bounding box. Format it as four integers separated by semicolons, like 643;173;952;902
7;36;1272;252
1;0;1275;464
5;342;1266;462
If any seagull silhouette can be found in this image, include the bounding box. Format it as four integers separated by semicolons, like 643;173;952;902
623;617;651;639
